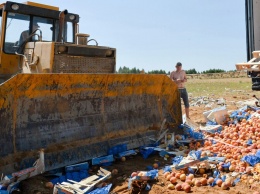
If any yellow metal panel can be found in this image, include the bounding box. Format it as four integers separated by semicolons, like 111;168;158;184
0;10;20;76
24;1;59;11
0;53;20;74
0;73;181;124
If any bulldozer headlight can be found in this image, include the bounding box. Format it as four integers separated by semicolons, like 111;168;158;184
11;3;19;11
69;14;76;21
57;45;67;53
106;50;113;57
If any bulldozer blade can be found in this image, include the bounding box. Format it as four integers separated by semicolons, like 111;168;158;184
0;73;182;175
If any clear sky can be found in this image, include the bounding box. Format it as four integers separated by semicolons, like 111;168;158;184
15;0;247;72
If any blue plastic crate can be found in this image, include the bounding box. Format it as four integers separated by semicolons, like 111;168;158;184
92;155;114;165
108;144;127;155
65;161;89;172
117;150;136;158
71;172;81;182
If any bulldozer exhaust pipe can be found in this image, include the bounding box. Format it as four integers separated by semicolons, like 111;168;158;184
57;9;68;43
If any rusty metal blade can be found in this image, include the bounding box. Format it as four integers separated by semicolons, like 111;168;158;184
0;73;182;174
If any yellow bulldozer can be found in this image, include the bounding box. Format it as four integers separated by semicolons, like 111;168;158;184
0;1;182;175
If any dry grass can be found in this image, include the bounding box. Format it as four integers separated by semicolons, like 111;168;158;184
186;77;252;97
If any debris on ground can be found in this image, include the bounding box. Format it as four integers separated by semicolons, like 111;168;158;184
1;101;260;193
53;167;111;194
128;169;158;193
0;149;45;193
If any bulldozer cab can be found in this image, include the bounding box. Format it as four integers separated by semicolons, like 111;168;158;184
0;1;116;82
4;5;69;51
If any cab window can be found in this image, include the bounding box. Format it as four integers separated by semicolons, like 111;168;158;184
4;12;30;53
54;21;74;43
33;16;54;42
4;12;75;54
4;13;55;54
65;22;73;43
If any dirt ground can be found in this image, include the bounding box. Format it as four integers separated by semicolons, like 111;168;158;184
18;78;260;194
108;155;257;194
20;154;258;194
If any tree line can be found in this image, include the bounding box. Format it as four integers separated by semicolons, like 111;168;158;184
117;66;170;74
186;68;228;74
117;66;231;74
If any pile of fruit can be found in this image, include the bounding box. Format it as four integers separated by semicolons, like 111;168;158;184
164;108;260;192
201;110;260;173
163;171;236;193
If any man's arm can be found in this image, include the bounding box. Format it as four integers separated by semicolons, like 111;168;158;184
181;71;187;83
170;71;174;80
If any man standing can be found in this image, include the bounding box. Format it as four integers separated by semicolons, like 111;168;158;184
170;62;190;118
